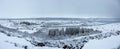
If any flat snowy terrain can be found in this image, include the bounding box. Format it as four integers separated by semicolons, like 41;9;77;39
83;35;120;49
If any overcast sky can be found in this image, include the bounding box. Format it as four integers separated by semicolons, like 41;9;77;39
0;0;120;18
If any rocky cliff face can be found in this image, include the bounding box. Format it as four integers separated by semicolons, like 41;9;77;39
48;27;101;37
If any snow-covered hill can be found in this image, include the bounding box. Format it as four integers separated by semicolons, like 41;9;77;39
0;32;61;49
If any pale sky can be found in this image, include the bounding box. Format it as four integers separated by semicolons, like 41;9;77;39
0;0;120;18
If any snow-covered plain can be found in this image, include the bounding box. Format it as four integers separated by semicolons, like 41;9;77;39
0;18;120;49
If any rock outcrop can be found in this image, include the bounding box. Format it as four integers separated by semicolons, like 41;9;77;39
48;27;101;37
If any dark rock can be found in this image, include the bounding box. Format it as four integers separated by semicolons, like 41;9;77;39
80;45;84;49
0;30;6;33
63;45;71;49
24;46;27;49
20;22;37;25
20;22;31;25
65;27;80;35
36;43;45;47
49;29;59;37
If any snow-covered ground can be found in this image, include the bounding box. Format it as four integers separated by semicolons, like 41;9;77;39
0;18;120;49
83;35;120;49
0;32;61;49
87;23;120;33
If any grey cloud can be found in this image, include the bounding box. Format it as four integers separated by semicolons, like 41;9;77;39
0;0;120;18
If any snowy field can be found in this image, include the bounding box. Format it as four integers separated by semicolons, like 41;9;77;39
0;18;120;49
